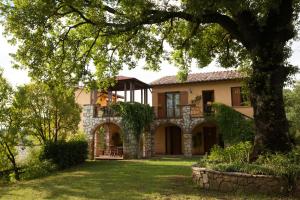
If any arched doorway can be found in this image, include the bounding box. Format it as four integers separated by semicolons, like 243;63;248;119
94;123;123;158
192;122;218;155
154;123;183;155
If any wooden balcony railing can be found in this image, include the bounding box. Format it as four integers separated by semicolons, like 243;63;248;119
152;106;184;119
153;105;208;119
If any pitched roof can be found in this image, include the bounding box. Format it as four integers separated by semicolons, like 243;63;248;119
151;70;243;86
116;75;134;81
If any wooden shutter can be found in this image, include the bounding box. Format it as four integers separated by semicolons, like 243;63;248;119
157;93;166;118
231;87;241;106
180;91;188;105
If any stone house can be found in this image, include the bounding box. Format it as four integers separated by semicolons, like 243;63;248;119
79;71;253;159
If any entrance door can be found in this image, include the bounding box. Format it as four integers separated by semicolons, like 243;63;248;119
203;126;217;153
202;90;214;113
165;126;182;155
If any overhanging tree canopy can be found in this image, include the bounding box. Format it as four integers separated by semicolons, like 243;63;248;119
1;0;300;157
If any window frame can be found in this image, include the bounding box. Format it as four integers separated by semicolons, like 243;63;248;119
165;92;181;118
231;87;249;107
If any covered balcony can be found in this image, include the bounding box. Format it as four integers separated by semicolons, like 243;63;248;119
92;76;151;118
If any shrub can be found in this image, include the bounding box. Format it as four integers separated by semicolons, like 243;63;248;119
66;131;87;142
207;142;252;163
21;147;57;180
200;142;300;179
40;140;88;169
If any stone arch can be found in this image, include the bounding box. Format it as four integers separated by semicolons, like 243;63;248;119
91;120;123;158
152;122;184;155
151;120;185;134
90;119;122;137
190;120;219;155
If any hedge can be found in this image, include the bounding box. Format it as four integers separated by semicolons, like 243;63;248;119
40;140;88;169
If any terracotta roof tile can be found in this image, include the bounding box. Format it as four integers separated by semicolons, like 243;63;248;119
151;70;243;86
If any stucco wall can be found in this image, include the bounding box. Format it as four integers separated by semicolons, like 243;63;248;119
75;89;91;130
152;80;253;117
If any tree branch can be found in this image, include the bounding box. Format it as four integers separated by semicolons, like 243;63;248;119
101;9;242;42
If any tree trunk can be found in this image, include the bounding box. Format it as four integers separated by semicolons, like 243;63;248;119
3;142;20;180
250;64;292;159
12;158;20;181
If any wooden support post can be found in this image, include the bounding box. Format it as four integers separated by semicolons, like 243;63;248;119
124;83;127;102
130;82;133;102
141;89;143;104
144;89;148;104
114;90;117;103
132;83;135;102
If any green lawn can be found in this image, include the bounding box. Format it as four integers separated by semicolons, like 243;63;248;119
0;157;295;200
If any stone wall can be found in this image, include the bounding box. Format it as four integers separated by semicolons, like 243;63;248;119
150;105;205;157
83;105;143;159
192;166;300;196
83;104;209;159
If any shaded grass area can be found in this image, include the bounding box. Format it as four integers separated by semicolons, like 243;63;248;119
0;157;295;200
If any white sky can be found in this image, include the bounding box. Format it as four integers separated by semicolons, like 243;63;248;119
0;26;300;86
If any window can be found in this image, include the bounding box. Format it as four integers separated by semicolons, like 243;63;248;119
231;87;249;106
166;92;180;118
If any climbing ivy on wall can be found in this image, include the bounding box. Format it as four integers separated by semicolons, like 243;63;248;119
111;102;154;157
111;102;154;139
208;103;254;145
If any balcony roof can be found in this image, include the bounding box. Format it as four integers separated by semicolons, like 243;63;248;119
108;76;151;91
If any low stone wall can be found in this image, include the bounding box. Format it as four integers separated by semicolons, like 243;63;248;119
192;166;300;195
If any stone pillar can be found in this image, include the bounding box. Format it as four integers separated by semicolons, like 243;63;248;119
144;131;152;158
83;105;96;160
183;132;192;157
182;105;192;157
182;105;191;125
123;130;138;159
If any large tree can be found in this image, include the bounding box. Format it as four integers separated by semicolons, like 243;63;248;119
14;83;81;144
1;0;300;157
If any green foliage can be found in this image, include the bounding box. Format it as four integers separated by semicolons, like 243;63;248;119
284;82;300;145
111;102;154;140
14;83;81;144
66;131;87;142
1;1;298;86
209;103;254;145
21;147;57;180
1;0;299;155
40;140;88;169
201;143;300;182
0;68;25;180
207;142;252;163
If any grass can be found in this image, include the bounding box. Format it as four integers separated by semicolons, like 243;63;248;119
0;157;296;200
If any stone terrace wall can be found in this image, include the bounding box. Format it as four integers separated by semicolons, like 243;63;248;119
192;166;295;195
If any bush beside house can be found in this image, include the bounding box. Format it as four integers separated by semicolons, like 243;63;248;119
40;140;88;170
